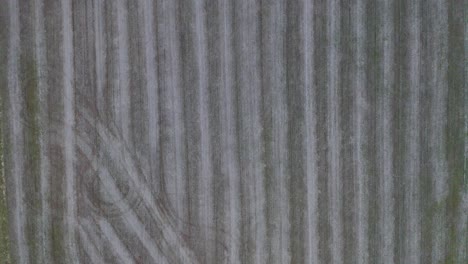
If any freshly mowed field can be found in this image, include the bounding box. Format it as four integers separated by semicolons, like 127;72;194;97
0;0;466;263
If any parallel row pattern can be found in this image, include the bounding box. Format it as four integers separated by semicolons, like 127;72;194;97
0;0;466;263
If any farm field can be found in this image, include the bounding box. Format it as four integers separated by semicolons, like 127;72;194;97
0;0;466;263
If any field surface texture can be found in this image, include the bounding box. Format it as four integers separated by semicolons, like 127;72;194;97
0;0;467;263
